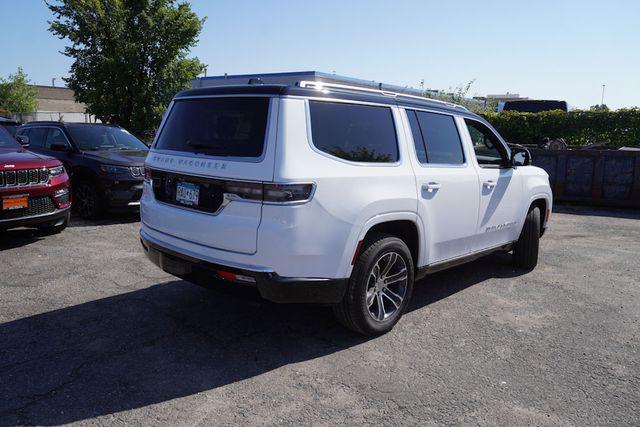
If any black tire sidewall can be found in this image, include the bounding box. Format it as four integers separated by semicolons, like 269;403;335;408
75;182;101;219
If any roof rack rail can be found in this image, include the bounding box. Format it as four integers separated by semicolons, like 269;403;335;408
297;80;468;111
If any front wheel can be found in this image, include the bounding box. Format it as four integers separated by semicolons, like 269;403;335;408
74;181;102;219
333;234;414;335
513;206;540;270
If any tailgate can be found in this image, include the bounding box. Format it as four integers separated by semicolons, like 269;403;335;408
142;97;279;255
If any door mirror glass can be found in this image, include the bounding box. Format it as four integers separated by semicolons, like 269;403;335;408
511;147;531;166
16;135;29;147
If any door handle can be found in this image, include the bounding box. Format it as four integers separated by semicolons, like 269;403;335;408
483;180;496;189
422;182;442;192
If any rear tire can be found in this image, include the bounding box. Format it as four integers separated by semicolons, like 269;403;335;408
74;181;102;219
333;233;414;335
513;206;540;270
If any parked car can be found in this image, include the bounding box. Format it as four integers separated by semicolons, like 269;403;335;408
0;116;20;137
16;122;148;219
497;100;569;113
0;126;71;233
139;81;552;335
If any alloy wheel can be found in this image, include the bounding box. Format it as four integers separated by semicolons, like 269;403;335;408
366;251;408;322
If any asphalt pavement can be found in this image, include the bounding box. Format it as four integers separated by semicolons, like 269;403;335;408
0;206;638;425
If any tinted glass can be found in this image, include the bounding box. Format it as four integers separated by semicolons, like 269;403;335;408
45;128;69;149
406;110;427;163
464;119;505;167
309;101;398;163
0;126;19;148
1;124;18;137
416;111;464;164
67;125;148;151
28;128;48;148
155;97;269;158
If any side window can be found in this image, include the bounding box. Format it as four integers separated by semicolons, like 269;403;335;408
45;128;69;149
406;110;427;163
309;101;398;163
413;111;464;165
27;128;48;148
464;119;507;167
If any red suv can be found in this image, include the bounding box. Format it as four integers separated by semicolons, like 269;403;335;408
0;126;71;233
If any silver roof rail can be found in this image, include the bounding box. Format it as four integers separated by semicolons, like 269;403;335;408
298;80;468;111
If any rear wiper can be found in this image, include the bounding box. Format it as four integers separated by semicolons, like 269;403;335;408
186;142;230;155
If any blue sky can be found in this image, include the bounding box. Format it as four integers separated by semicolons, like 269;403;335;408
1;0;638;109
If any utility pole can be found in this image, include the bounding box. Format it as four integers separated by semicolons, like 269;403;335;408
601;84;606;106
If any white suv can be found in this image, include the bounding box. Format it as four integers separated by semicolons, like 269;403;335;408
140;80;552;335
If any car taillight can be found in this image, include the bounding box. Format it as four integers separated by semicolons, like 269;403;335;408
263;183;314;203
223;181;315;204
224;181;263;201
144;167;152;183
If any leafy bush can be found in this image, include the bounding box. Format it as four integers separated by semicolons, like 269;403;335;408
482;109;640;148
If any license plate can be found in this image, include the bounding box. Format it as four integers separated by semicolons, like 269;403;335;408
2;194;28;210
176;182;199;206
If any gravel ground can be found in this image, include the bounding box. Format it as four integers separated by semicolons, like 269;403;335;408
0;207;638;426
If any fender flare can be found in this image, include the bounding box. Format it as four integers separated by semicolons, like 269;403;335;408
337;211;424;278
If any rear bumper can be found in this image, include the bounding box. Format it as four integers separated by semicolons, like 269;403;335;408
0;207;70;230
140;232;347;304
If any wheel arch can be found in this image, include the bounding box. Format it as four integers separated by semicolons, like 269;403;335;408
343;212;424;278
524;194;552;236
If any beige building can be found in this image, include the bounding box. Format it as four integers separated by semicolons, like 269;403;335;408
20;85;97;123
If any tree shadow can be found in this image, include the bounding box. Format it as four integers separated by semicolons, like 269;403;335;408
0;252;524;425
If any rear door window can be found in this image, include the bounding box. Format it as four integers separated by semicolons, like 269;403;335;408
155;97;270;158
407;110;465;165
309;101;398;163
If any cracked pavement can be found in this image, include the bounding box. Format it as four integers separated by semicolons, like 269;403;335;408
0;207;639;425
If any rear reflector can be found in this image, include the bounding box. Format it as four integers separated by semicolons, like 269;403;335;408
546;208;551;224
216;270;256;283
351;240;364;265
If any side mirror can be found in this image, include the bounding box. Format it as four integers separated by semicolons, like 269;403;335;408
16;135;29;147
511;147;531;167
50;143;71;152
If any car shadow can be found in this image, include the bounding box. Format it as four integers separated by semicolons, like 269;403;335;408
67;211;140;228
0;228;44;251
0;252;524;425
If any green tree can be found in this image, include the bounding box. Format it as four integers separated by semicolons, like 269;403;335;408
0;67;38;118
47;0;205;136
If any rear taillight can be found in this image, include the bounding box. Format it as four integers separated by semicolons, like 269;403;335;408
263;183;314;203
144;167;152;183
224;181;314;204
224;181;263;201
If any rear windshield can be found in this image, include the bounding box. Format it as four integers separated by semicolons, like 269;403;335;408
155;97;270;158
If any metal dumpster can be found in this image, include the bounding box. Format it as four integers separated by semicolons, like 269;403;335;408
530;148;640;208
